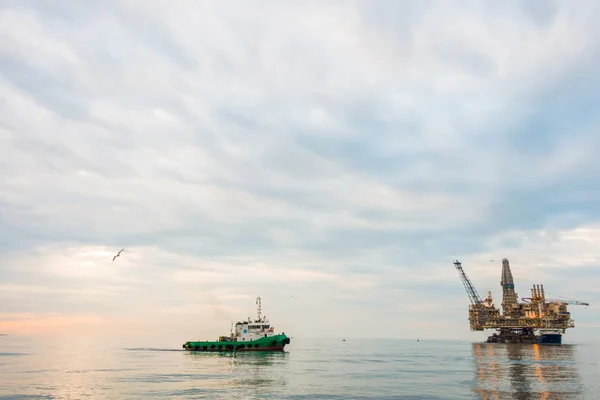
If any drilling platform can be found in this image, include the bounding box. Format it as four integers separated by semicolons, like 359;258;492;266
454;258;589;344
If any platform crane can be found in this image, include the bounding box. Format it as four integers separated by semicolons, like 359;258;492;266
453;260;500;331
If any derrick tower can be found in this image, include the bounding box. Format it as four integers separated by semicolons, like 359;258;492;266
501;258;519;318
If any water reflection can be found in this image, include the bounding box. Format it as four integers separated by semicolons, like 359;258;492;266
185;349;288;367
183;350;289;394
472;343;582;400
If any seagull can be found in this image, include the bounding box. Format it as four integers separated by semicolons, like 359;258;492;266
112;248;124;261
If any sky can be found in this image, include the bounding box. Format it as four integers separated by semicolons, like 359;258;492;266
1;0;599;347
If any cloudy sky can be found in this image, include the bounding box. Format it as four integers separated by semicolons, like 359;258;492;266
1;0;599;346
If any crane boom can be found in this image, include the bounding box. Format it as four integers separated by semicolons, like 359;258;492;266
521;297;590;306
547;299;589;306
454;260;482;305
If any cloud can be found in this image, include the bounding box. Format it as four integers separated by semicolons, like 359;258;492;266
1;0;599;344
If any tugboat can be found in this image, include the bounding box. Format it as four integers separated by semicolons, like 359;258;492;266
182;297;291;352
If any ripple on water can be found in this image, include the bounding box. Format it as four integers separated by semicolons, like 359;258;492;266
0;339;598;399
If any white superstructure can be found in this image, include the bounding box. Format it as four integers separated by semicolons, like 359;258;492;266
233;297;277;342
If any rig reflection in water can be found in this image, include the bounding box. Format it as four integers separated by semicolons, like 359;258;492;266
472;343;583;399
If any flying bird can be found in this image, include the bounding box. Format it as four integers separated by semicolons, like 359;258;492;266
112;248;124;261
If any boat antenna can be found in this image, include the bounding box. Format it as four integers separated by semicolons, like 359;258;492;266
256;296;262;322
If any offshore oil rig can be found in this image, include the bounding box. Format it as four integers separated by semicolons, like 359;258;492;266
454;258;589;344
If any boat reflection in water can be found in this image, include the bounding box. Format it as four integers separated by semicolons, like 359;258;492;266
472;343;583;399
183;349;289;395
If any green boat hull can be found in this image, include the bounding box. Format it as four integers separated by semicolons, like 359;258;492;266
183;334;290;352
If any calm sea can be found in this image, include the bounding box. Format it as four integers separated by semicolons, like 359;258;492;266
1;336;598;399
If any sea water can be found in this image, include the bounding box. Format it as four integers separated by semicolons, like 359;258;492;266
1;336;598;399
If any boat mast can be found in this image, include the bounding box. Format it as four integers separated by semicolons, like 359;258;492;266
256;296;262;322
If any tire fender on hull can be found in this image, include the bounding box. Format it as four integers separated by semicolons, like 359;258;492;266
183;335;291;352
